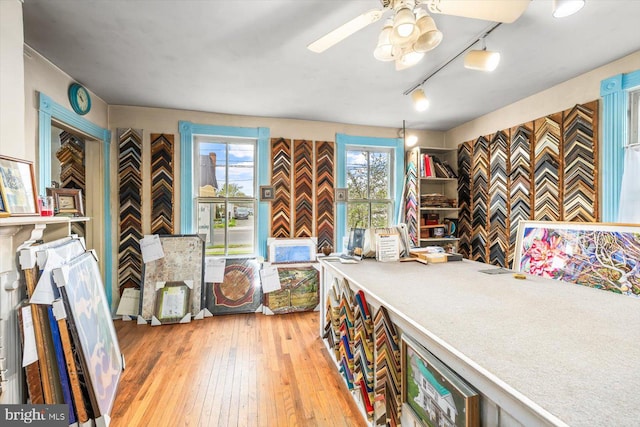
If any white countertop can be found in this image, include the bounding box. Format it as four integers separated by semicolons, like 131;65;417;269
322;259;640;427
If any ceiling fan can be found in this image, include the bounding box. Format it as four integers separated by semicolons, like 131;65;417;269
307;0;530;70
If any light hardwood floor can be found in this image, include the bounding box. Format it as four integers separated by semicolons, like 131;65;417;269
111;312;366;427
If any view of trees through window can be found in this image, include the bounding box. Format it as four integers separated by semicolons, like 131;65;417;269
346;148;393;229
196;138;256;256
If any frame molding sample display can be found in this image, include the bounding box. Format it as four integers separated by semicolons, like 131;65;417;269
264;265;319;314
206;258;262;315
402;334;479;427
141;234;205;320
53;252;123;423
513;221;640;297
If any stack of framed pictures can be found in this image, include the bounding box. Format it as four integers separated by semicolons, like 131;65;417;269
140;234;205;322
264;238;320;315
51;251;124;426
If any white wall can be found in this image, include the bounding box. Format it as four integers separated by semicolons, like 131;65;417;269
0;0;25;159
445;50;640;146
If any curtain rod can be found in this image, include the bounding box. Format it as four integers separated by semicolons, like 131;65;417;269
403;22;502;96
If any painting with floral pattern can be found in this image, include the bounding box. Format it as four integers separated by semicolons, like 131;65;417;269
513;221;640;297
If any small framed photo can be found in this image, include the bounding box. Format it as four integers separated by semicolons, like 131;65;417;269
0;155;39;216
47;187;84;216
335;188;348;203
260;185;275;201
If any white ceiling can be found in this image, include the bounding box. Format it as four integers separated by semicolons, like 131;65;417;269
22;0;640;131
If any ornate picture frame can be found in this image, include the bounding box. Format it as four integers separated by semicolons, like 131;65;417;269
47;187;84;216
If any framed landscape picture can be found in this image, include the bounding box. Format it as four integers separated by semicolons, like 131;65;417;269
0;155;39;216
402;334;479;427
513;221;640;297
267;237;317;263
264;266;319;314
47;187;84;216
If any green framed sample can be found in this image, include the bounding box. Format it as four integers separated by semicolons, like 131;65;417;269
154;281;192;324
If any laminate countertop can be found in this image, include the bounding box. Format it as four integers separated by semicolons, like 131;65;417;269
320;258;640;427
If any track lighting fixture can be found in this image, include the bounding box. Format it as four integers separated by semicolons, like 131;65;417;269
464;37;500;72
412;88;429;112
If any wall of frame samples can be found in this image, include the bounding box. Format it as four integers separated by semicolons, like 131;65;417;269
455;100;599;268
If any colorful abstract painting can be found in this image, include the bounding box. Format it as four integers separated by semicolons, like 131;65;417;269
207;258;262;314
53;252;123;421
514;221;640;297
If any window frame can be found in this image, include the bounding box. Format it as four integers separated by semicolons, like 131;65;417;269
600;69;640;221
336;133;404;252
179;121;270;258
195;136;258;256
345;145;394;229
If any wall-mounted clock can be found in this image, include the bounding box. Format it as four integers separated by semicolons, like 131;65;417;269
68;83;91;115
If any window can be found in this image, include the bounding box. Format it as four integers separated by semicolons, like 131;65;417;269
196;136;256;256
630;88;640;146
346;147;393;228
335;133;404;251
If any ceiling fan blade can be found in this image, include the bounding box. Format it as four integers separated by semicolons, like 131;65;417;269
424;0;530;23
307;8;384;53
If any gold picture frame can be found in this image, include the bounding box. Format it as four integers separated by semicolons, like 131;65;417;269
0;155;39;216
47;187;84;216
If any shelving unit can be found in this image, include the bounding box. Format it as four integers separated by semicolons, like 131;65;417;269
406;146;458;251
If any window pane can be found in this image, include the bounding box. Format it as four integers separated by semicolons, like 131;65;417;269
198;201;226;255
347;202;370;229
227;143;255;198
228;201;255;255
371;202;392;228
346;150;368;199
199;142;226;197
368;151;390;200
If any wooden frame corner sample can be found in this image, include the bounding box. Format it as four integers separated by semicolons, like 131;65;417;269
47;187;84;216
260;185;275;201
335;188;348;203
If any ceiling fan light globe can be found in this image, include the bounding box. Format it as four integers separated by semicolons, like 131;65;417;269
400;49;424;68
552;0;585;18
374;24;394;61
393;7;416;39
414;29;443;52
464;50;501;72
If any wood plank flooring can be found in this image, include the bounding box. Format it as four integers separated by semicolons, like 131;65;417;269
111;312;366;427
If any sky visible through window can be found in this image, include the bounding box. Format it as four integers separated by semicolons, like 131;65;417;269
199;141;255;196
